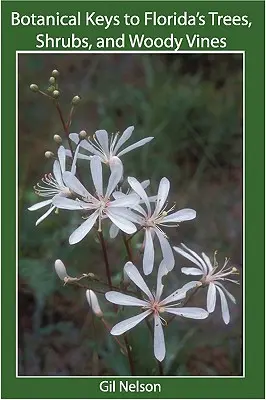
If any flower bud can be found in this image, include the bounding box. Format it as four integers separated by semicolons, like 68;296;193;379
52;69;59;77
79;130;87;139
44;151;54;159
53;134;62;144
47;85;55;93
54;259;69;281
53;90;60;99
49;76;56;84
30;84;39;92
72;95;81;106
86;290;103;318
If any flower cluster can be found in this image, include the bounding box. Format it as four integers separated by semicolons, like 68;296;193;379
29;77;239;369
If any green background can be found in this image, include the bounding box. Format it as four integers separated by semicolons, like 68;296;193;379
1;0;265;398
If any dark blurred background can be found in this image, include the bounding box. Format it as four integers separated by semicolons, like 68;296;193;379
19;53;243;376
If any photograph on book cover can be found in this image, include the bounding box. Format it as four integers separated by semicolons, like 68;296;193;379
17;51;243;378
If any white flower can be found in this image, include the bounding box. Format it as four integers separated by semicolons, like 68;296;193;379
106;262;207;361
28;146;78;225
53;156;139;244
174;243;239;324
68;126;154;166
86;290;103;317
126;176;196;275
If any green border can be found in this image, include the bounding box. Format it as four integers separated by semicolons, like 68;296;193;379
1;1;265;399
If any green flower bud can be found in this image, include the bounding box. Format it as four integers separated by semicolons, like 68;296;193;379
72;95;81;105
79;130;87;139
47;85;55;93
30;84;39;92
53;134;62;144
44;151;54;159
53;90;60;99
52;69;59;78
49;76;56;84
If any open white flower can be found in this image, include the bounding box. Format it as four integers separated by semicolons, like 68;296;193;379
68;126;154;166
28;146;78;225
174;243;239;324
53;156;139;244
126;177;196;275
105;262;208;361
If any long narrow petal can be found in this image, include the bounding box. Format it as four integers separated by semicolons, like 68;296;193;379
53;160;64;187
113;126;134;154
181;267;203;276
207;282;217;313
69;210;99;244
58;146;66;173
63;171;92;198
155;261;169;301
80;139;104;158
53;196;88;210
70;144;81;174
69;133;79;144
109;194;139;208
161;209;196;223
201;252;213;273
28;199;52;211
110;310;152;336
90;156;103;196
128;177;151;214
124;262;154;301
105;291;149;307
109;223;120;239
216;286;230;324
105;163;123;198
105;209;137;234
143;229;155;275
36;206;56;225
107;207;142;224
65;148;91;161
173;246;205;272
215;282;236;304
153;315;166;361
181;243;208;273
165;307;209;319
95;130;110;156
117;137;154;157
160;281;200;306
155;229;175;271
153;178;170;216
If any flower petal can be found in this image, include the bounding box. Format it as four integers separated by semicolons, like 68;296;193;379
70;144;81;174
153;177;170;215
36;205;56;225
117;137;154;157
201;252;213;273
207;282;217;313
53;160;64;187
110;310;152;336
128;177;151;214
53;196;88;210
215;282;236;304
124;262;154;301
90;156;103;196
155;261;169;301
181;267;203;276
181;243;208;273
143;229;155;275
165;307;209;319
58;146;66;173
155;229;175;271
216;286;230;324
95;130;110;156
69;210;99;244
86;290;103;317
63;171;92;198
161;208;196;223
54;259;68;281
80;139;104;159
153;315;166;361
113;126;134;154
105;291;149;307
105;162;123;198
105;209;137;234
109;223;120;239
109;194;139;208
69;133;79;144
173;245;206;273
28;199;53;211
160;281;200;306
